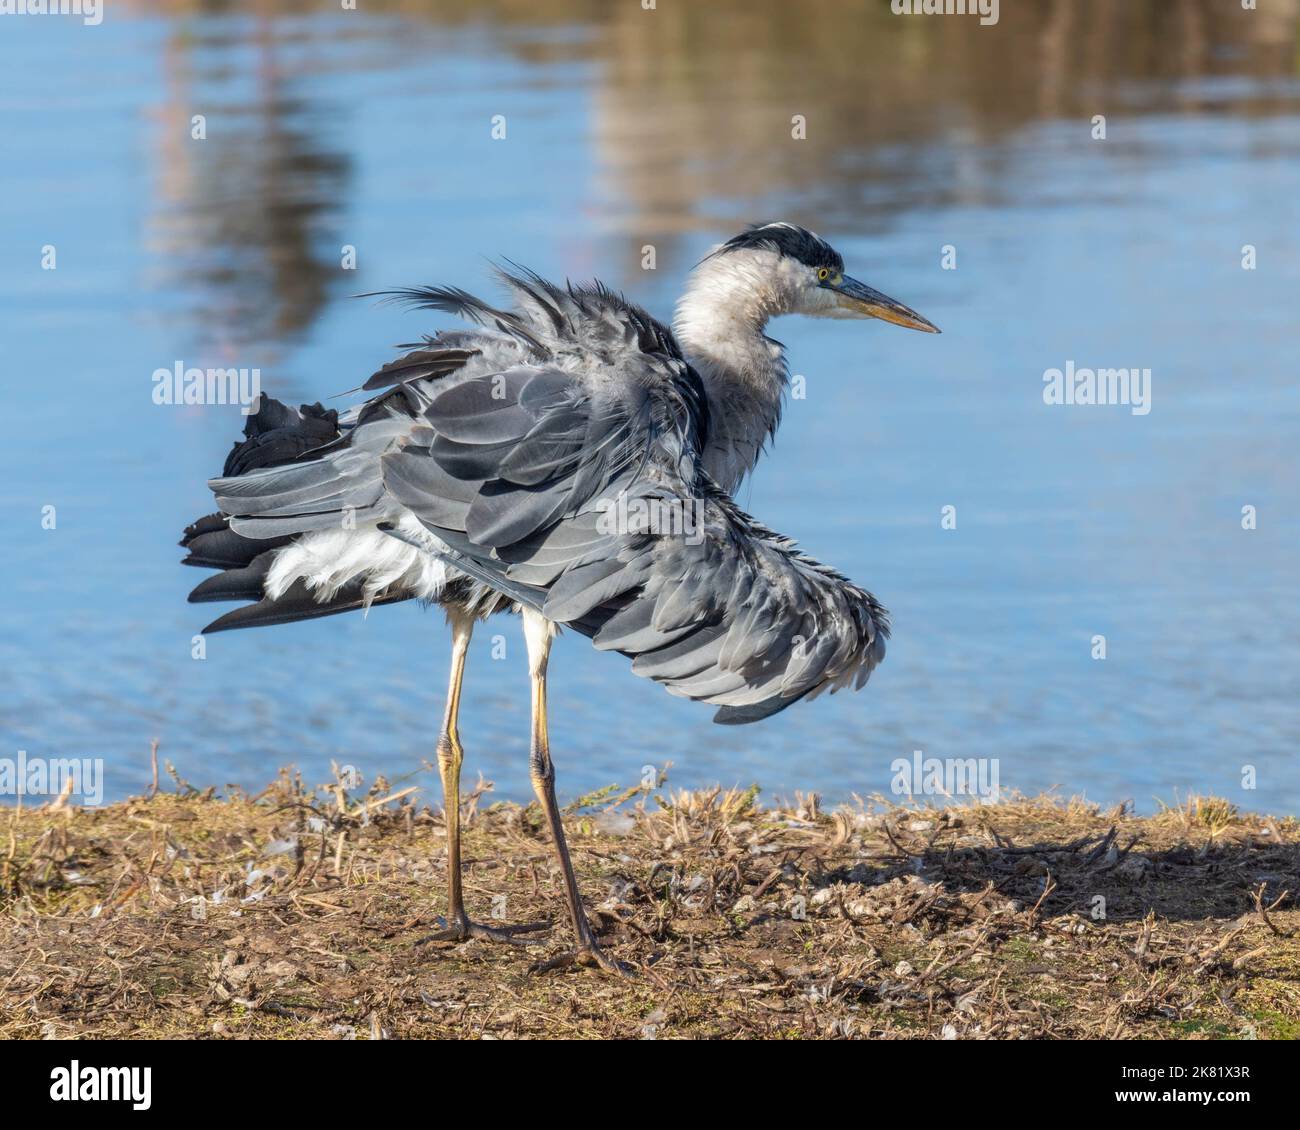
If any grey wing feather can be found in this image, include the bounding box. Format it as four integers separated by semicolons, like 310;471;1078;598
203;269;887;725
378;274;887;723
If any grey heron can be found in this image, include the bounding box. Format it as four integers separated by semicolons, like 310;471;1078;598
181;222;939;974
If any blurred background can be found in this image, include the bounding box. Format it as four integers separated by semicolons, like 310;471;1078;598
1;0;1298;811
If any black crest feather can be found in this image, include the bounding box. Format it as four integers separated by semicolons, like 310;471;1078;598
710;222;844;272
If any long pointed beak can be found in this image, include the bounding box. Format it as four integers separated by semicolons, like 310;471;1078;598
833;275;941;333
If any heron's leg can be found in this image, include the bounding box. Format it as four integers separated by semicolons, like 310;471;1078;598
418;608;548;948
522;609;629;976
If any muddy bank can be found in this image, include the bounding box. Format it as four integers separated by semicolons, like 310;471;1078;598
2;771;1297;1039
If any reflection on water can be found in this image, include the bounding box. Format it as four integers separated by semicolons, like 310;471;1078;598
135;0;1300;307
146;16;353;355
2;1;1299;812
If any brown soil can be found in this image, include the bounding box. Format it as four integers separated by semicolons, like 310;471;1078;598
2;769;1297;1040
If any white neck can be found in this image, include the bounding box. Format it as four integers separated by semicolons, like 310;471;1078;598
673;249;797;492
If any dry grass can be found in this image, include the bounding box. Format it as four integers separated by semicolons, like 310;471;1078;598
2;767;1298;1040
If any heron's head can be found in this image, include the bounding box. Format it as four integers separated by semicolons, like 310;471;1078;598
699;221;940;333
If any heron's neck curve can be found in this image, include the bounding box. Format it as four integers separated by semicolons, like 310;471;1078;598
673;256;790;493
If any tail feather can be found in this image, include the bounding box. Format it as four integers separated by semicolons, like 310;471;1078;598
187;551;277;604
221;398;340;477
180;513;290;569
184;396;419;631
201;577;407;634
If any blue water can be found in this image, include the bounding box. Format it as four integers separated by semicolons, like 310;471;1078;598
2;7;1298;814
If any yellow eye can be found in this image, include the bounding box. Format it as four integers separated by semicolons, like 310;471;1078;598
817;267;830;281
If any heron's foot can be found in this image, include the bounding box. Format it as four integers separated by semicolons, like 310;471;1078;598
416;915;551;948
531;941;632;977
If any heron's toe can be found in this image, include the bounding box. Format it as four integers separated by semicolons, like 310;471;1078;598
416;916;552;948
